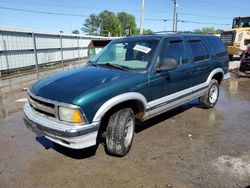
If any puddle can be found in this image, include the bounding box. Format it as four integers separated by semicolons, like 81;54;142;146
213;155;250;179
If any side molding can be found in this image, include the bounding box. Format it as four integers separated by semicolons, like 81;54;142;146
92;92;149;122
92;68;224;123
148;68;224;108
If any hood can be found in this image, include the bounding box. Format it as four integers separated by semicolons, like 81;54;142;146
31;65;144;104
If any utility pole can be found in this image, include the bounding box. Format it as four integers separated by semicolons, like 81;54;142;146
173;0;177;32
140;0;145;34
176;13;178;32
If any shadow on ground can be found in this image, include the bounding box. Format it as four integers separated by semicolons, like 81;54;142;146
135;99;200;133
35;99;201;159
36;136;98;159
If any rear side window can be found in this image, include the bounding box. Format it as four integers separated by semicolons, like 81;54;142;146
160;39;188;65
189;40;209;62
207;37;227;57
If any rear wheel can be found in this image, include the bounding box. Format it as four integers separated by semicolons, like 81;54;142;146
105;108;135;157
200;79;219;108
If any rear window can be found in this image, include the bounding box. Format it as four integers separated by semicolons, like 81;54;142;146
189;40;209;62
207;36;227;57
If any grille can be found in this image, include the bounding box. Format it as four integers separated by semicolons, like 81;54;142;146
220;31;236;46
28;94;56;118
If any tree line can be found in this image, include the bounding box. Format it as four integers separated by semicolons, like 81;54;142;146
73;10;153;36
71;10;224;36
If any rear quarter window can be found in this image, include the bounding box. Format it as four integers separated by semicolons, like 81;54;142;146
206;36;227;57
188;40;209;62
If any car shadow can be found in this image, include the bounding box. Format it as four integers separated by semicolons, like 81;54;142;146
36;136;98;159
135;99;200;133
36;99;201;159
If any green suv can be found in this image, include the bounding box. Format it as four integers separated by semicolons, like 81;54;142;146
24;34;230;156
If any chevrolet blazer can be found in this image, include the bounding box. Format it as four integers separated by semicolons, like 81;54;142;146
23;34;230;156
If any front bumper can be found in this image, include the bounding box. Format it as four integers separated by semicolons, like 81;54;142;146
23;102;100;149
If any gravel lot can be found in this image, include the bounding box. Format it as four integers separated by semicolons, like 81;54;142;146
0;61;249;188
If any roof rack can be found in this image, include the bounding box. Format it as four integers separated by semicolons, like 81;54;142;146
153;31;216;35
153;31;194;34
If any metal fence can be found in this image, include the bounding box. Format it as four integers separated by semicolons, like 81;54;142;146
0;27;113;73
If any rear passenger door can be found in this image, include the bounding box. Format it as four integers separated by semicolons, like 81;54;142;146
187;38;212;86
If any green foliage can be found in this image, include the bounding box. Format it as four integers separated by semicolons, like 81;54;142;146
72;29;80;34
117;12;137;35
143;29;154;34
99;10;121;37
192;27;223;34
81;10;152;37
135;28;154;35
82;14;100;35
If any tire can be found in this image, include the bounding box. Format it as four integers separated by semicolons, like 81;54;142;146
106;108;135;157
200;79;219;108
229;55;234;61
239;61;246;72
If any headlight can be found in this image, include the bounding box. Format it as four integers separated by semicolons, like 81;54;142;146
58;107;84;124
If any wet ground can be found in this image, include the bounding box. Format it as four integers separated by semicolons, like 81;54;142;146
0;61;250;188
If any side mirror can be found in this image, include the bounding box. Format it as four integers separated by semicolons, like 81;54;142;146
156;58;178;72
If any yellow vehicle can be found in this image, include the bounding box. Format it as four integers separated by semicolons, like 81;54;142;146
220;16;250;60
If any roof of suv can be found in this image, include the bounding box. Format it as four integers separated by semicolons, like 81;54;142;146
114;34;216;42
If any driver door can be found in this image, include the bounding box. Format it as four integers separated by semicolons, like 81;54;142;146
148;37;194;110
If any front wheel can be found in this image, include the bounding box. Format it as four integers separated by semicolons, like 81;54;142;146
200;79;219;108
106;108;135;157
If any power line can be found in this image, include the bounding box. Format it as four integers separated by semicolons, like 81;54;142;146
145;18;172;21
179;0;250;11
144;18;229;26
0;6;89;18
178;19;230;26
178;12;231;20
181;0;250;10
0;6;230;27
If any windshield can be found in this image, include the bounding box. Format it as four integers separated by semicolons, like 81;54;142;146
233;17;250;28
91;39;159;70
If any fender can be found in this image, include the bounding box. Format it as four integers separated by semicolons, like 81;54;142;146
205;68;224;85
92;92;149;122
191;67;224;92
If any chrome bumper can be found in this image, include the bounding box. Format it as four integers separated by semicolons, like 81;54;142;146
23;102;100;149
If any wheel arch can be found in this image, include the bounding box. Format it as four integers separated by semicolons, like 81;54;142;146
212;72;224;84
207;68;224;85
92;92;148;123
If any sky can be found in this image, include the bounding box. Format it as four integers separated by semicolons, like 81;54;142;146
0;0;249;34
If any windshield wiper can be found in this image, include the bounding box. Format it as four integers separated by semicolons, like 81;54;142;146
100;63;127;71
87;60;98;67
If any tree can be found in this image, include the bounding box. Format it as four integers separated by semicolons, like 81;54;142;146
82;10;153;36
193;27;223;34
72;29;80;34
117;12;137;35
82;14;100;35
143;29;154;34
99;10;121;37
136;28;154;35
